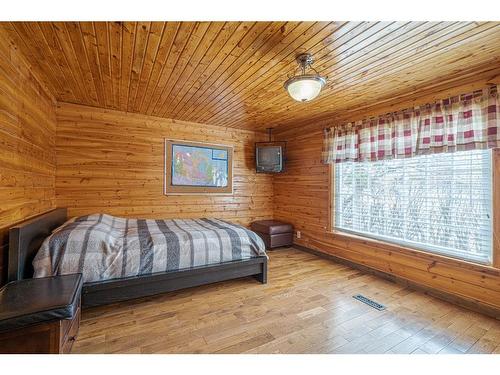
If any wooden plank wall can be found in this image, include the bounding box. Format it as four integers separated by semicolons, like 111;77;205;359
273;129;500;312
0;31;57;285
55;102;273;225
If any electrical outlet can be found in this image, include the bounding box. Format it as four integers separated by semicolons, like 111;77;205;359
296;230;301;239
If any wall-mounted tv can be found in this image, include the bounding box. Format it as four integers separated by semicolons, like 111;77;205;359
255;142;286;173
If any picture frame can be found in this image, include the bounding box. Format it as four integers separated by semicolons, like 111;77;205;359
164;139;233;195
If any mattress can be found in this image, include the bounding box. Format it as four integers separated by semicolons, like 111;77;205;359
33;214;267;283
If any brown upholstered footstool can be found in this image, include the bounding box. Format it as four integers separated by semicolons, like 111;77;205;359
251;220;293;250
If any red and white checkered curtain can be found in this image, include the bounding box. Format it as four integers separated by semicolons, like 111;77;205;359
322;85;500;163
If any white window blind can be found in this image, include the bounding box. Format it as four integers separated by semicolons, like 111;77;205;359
334;149;493;264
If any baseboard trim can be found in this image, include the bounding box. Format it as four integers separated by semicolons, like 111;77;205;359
293;244;500;320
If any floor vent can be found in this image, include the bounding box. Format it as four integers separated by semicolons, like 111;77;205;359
353;294;386;311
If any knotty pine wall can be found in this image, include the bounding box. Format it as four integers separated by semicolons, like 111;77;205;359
55;102;273;225
0;33;57;285
274;129;500;312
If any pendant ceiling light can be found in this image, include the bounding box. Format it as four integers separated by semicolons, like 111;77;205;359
284;53;326;102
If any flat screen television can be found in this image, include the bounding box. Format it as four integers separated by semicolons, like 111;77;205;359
256;142;285;173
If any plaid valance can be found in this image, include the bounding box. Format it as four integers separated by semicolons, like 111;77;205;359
322;85;500;163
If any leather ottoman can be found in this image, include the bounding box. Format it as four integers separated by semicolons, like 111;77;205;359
251;220;293;249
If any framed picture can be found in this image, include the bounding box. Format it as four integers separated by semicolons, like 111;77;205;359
164;139;233;195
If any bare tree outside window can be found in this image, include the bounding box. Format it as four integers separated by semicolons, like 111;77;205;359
334;150;492;264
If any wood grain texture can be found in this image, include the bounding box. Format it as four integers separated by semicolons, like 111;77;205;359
71;248;500;354
55;102;273;224
0;28;57;285
273;130;500;312
1;21;499;132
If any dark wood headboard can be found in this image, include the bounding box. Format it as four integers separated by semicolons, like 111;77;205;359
8;208;67;282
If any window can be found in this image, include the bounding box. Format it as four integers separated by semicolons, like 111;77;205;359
334;150;493;264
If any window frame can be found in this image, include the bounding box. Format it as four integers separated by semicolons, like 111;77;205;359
328;149;500;269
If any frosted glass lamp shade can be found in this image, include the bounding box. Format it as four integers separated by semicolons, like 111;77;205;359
284;75;326;102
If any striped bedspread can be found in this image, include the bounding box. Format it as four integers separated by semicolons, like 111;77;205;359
33;214;267;283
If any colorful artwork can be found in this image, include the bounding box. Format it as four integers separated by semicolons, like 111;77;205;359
171;144;229;187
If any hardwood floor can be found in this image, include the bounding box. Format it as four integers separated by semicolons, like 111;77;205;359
72;247;500;354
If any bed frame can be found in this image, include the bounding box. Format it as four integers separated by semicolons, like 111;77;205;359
8;208;268;308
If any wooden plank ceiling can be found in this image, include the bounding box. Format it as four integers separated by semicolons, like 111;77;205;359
2;21;500;132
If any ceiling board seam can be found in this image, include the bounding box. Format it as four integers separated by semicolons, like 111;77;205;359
147;22;199;115
318;22;488;95
127;22;153;111
78;22;106;106
105;22;116;109
169;21;257;118
72;22;102;106
50;22;90;104
89;22;108;107
124;22;139;112
173;21;288;120
133;22;166;111
118;22;123;109
153;22;214;117
198;21;323;123
139;22;181;114
0;24;55;103
165;21;236;116
158;22;227;117
158;22;227;118
187;21;300;122
35;22;79;103
155;22;215;117
177;21;293;122
8;22;62;102
62;22;99;106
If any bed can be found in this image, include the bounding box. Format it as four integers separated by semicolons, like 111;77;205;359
8;209;268;308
